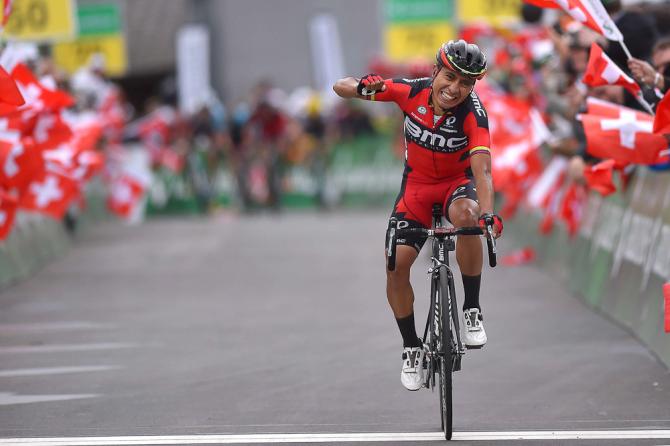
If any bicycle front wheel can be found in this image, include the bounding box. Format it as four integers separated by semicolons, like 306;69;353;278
437;272;453;440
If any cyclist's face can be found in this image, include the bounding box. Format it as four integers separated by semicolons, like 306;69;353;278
431;66;475;113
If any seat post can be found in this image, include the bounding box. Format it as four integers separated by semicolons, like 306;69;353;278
432;203;442;228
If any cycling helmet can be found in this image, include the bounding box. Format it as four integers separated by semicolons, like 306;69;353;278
436;39;488;80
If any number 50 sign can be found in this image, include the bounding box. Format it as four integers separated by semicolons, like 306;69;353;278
4;0;76;42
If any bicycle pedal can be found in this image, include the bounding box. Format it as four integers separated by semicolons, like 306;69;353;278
465;344;484;350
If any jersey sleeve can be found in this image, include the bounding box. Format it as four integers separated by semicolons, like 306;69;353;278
463;94;490;156
363;78;411;105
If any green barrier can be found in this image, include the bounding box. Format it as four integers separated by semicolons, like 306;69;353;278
0;182;108;292
147;134;402;215
508;169;670;368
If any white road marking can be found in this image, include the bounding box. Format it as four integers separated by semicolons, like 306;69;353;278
0;322;114;332
0;365;122;377
0;343;138;354
0;430;669;445
0;392;99;406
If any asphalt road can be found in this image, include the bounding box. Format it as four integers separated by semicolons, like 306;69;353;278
0;210;668;446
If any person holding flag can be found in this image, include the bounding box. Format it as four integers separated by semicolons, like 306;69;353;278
333;40;503;391
628;37;670;99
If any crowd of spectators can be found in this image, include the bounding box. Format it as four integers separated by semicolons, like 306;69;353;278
21;0;670;219
489;0;670;183
153;80;378;213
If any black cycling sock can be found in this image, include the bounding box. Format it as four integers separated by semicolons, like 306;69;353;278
396;313;421;348
462;274;481;311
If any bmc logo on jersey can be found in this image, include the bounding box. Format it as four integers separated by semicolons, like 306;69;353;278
470;92;486;118
404;116;468;152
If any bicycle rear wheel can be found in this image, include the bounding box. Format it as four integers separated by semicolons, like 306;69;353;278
437;272;453;440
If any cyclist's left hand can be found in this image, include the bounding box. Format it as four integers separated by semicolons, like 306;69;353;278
479;213;503;239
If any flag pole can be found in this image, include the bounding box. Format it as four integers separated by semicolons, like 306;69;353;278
636;92;656;115
619;39;633;61
617;38;655;115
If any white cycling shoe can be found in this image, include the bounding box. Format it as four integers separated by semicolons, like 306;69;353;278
462;308;487;348
400;346;425;391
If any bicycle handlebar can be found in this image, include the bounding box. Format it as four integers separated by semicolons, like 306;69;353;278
485;224;497;268
386;220;498;271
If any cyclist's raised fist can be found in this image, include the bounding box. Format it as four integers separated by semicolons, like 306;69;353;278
357;74;385;96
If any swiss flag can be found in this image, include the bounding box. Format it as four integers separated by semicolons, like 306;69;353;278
559;182;588;237
654;90;670;136
539;174;567;235
583;43;640;96
0;188;17;240
499;149;544;219
31;112;73;151
0;65;24;106
0;137;44;193
527;156;569;209
98;89;126;144
0;63;74;116
583;159;617;196
525;0;622;41
78;150;105;181
42;144;78;172
107;175;145;219
19;171;79;219
43;142;105;183
580;98;669;165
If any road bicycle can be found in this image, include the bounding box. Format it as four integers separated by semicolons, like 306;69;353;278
386;204;497;440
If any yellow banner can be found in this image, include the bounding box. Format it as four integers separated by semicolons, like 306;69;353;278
458;0;521;26
385;23;455;63
4;0;76;42
53;34;127;77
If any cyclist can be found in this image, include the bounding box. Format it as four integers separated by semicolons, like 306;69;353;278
333;40;503;391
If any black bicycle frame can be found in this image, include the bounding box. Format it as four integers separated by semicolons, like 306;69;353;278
422;205;465;374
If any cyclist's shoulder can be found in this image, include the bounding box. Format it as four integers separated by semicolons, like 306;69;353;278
457;90;488;124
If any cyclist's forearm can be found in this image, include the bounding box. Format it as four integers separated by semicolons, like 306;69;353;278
474;173;494;215
469;152;494;214
333;77;360;98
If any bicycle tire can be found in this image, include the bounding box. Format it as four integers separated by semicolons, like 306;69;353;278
437;270;453;440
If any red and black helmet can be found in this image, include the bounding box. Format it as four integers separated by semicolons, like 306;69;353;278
436;39;488;80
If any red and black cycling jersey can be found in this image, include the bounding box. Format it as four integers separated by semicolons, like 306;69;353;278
367;77;490;184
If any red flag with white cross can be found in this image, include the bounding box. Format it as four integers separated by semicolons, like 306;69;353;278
0;64;24;106
583;43;641;96
0;63;74;117
525;0;623;41
0;137;44;193
107;175;145;219
580;98;669;165
559;182;588;237
31;112;73;152
583;159;617;196
19;171;79;219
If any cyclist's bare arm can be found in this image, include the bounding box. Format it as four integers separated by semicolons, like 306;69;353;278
469;151;498;235
333;76;387;99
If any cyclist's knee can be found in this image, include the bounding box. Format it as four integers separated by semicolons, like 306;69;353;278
449;200;480;227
